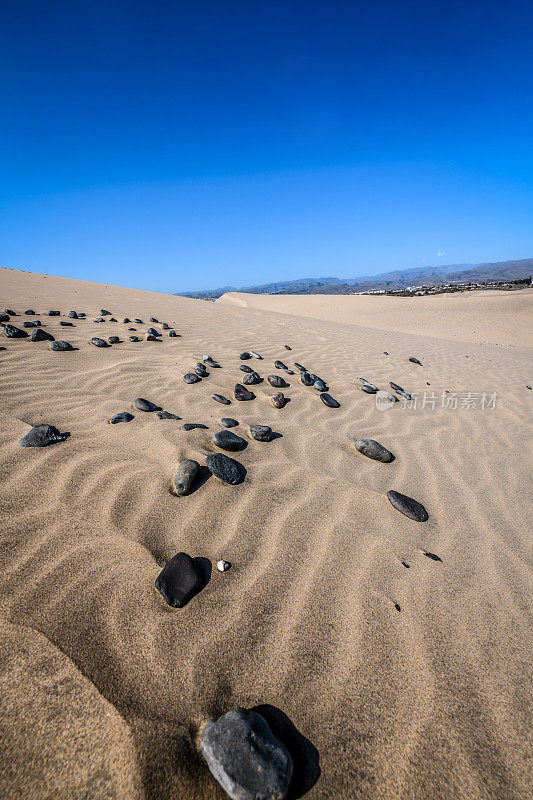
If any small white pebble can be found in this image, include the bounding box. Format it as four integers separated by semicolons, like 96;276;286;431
217;560;231;573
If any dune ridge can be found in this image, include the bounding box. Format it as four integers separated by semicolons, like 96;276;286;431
0;268;531;799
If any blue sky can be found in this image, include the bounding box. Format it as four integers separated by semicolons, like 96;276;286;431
1;1;532;292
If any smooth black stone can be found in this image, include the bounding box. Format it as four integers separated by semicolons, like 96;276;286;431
249;425;272;442
239;352;252;360
267;375;287;388
93;317;104;323
239;364;253;373
23;320;39;328
270;392;285;409
195;363;209;377
109;317;117;322
149;316;158;323
294;362;306;371
59;320;74;326
213;429;246;451
274;360;288;370
133;318;143;324
387;490;428;522
183;372;201;384
18;424;66;447
161;322;169;329
181;422;208;431
129;335;140;342
146;327;160;337
212;394;231;405
155;552;201;608
423;551;442;562
168;330;177;337
3;324;28;338
68;311;78;318
314;379;327;391
206;453;246;484
122;317;130;323
355;439;394;463
90;337;109;347
4;309;16;315
203;355;221;368
199;707;293;800
145;332;158;341
320;393;340;408
48;310;60;316
234;383;254;401
49;340;73;351
409;357;422;365
242;371;261;385
0;313;10;323
156;411;180;420
300;372;314;386
221;418;239;427
308;374;319;383
134;398;161;412
108;336;120;344
284;344;291;350
173;459;200;495
108;412;134;424
24;309;36;315
99;309;111;315
31;328;54;342
361;384;377;394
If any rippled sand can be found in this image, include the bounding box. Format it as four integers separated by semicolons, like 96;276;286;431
1;269;531;799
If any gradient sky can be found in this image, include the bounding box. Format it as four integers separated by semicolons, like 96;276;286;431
1;1;532;292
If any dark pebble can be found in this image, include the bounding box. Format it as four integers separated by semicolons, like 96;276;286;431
183;373;201;384
274;360;288;370
134;398;161;412
320;393;340;407
173;459;200;495
234;383;254;401
149;317;158;323
156;411;180;420
133;318;143;324
31;328;54;342
181;422;208;431
90;337;109;347
48;310;60;316
294;362;306;371
23;320;39;327
423;551;442;562
4;309;16;315
155;552;201;608
0;313;10;323
3;324;28;338
409;357;422;365
161;322;169;329
203;355;221;368
129;336;140;342
108;412;134;424
268;375;287;388
24;309;36;315
93;317;104;323
195;362;209;377
206;452;246;484
18;424;66;447
284;344;291;350
270;392;285;409
361;384;377;394
168;330;177;337
213;429;247;451
355;439;394;462
249;424;272;442
239;352;252;360
49;340;73;351
212;394;231;405
99;309;111;316
59;320;74;326
242;371;261;385
221;418;238;427
239;364;253;373
314;378;327;391
300;372;314;386
108;336;120;344
68;311;78;318
199;707;293;800
122;317;130;323
387;490;428;522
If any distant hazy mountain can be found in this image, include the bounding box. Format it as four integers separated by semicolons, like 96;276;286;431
175;258;532;299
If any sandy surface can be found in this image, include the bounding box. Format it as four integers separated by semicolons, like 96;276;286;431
0;268;532;800
218;289;533;348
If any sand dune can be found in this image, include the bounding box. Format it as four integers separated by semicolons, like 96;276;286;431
0;268;532;799
218;289;533;348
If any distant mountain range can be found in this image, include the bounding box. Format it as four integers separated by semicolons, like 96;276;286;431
175;258;533;299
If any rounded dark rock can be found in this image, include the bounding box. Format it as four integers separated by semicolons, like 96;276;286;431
99;309;111;316
199;707;293;800
0;313;10;323
181;422;208;431
3;324;28;338
31;328;55;342
220;417;238;427
274;360;288;370
155;552;201;608
122;317;131;323
387;490;428;522
355;439;395;463
212;394;231;405
49;340;73;351
108;412;134;424
361;384;377;394
129;335;140;342
239;364;253;373
48;310;60;316
320;393;340;408
267;375;287;388
168;329;177;337
300;372;314;386
242;371;261;385
409;357;422;365
134;397;161;412
206;452;246;484
161;322;169;330
314;378;327;391
59;320;74;326
234;383;254;401
90;337;109;347
173;459;200;496
213;429;247;451
239;352;252;360
270;392;285;409
23;320;39;328
24;309;36;315
149;317;159;323
249;424;272;442
68;310;78;318
183;372;201;384
195;362;209;377
4;309;16;315
133;318;143;324
109;317;117;322
18;424;66;448
156;411;180;420
146;327;159;337
93;317;104;323
108;336;120;344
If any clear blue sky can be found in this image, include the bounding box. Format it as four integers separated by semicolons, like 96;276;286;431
1;1;532;292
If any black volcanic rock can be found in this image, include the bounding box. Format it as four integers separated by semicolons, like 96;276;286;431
387;490;428;521
206;453;246;484
155;552;201;608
